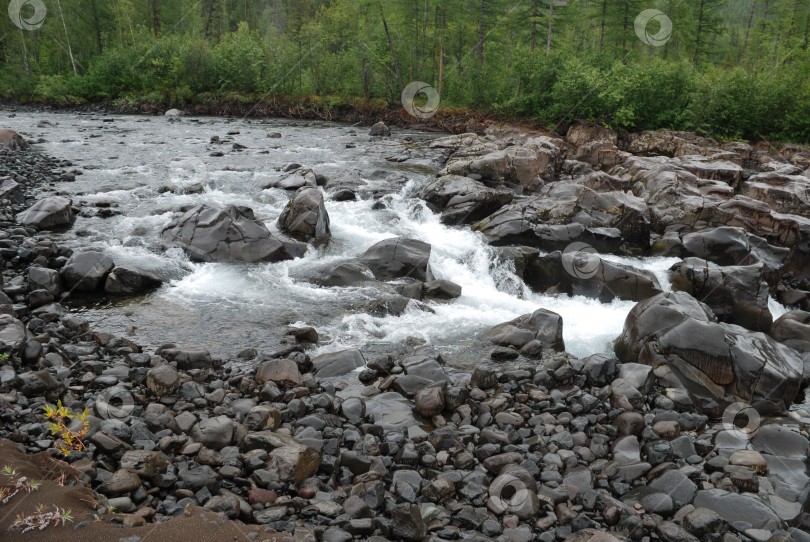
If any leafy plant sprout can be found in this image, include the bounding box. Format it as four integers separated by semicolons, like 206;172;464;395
43;401;90;456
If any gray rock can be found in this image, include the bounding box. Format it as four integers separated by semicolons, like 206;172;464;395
693;489;780;530
482;308;565;351
418;174;513;224
60;251;115;292
615;291;804;413
104;267;163;296
313;349;365;378
190;415;233;450
277;187;331;246
0;129;27;150
369;122;390;137
162;204;292;263
360;237;432;281
391;503;425;541
16;196;75;230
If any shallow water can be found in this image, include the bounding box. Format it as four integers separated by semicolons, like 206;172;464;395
2;110;788;369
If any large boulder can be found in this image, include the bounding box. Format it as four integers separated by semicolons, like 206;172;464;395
0;129;27;150
162;205;292;263
740;171;810;215
680;226;789;282
441;140;560;187
360;237;432;281
669;258;772;331
624;130;721;158
277;187;330;246
104;267;163;296
473;183;650;252
16;197;75;230
482;308;565;352
60;251;115;292
525;250;662;303
369;121;390;137
615;291;804;414
418;175;513;225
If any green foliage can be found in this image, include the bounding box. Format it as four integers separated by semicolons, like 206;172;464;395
1;0;809;142
0;353;9;363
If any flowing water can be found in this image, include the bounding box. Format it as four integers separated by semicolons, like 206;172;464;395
2;110;788;369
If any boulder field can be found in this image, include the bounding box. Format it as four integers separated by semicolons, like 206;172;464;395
2;121;810;542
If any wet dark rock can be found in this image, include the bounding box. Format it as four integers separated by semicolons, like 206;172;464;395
360;237;432;281
60;250;115;292
277;187;331;246
104;266;163;296
162;204;292;263
422;279;462;299
670;257;772;331
482;308;564;352
418;175;513;224
616;291;804;413
368;122;390;137
680;226;789;283
525;250;662;303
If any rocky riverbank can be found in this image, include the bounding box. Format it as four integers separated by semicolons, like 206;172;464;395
2;118;810;542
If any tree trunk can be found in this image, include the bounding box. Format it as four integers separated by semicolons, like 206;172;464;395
622;1;629;64
297;41;302;92
151;0;160;35
530;0;539;54
599;0;607;53
379;2;404;91
91;0;103;54
438;5;445;96
546;1;554;57
204;0;217;39
740;0;757;65
804;12;810;51
693;0;706;66
420;0;428;80
478;0;485;68
55;0;78;75
757;0;771;64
